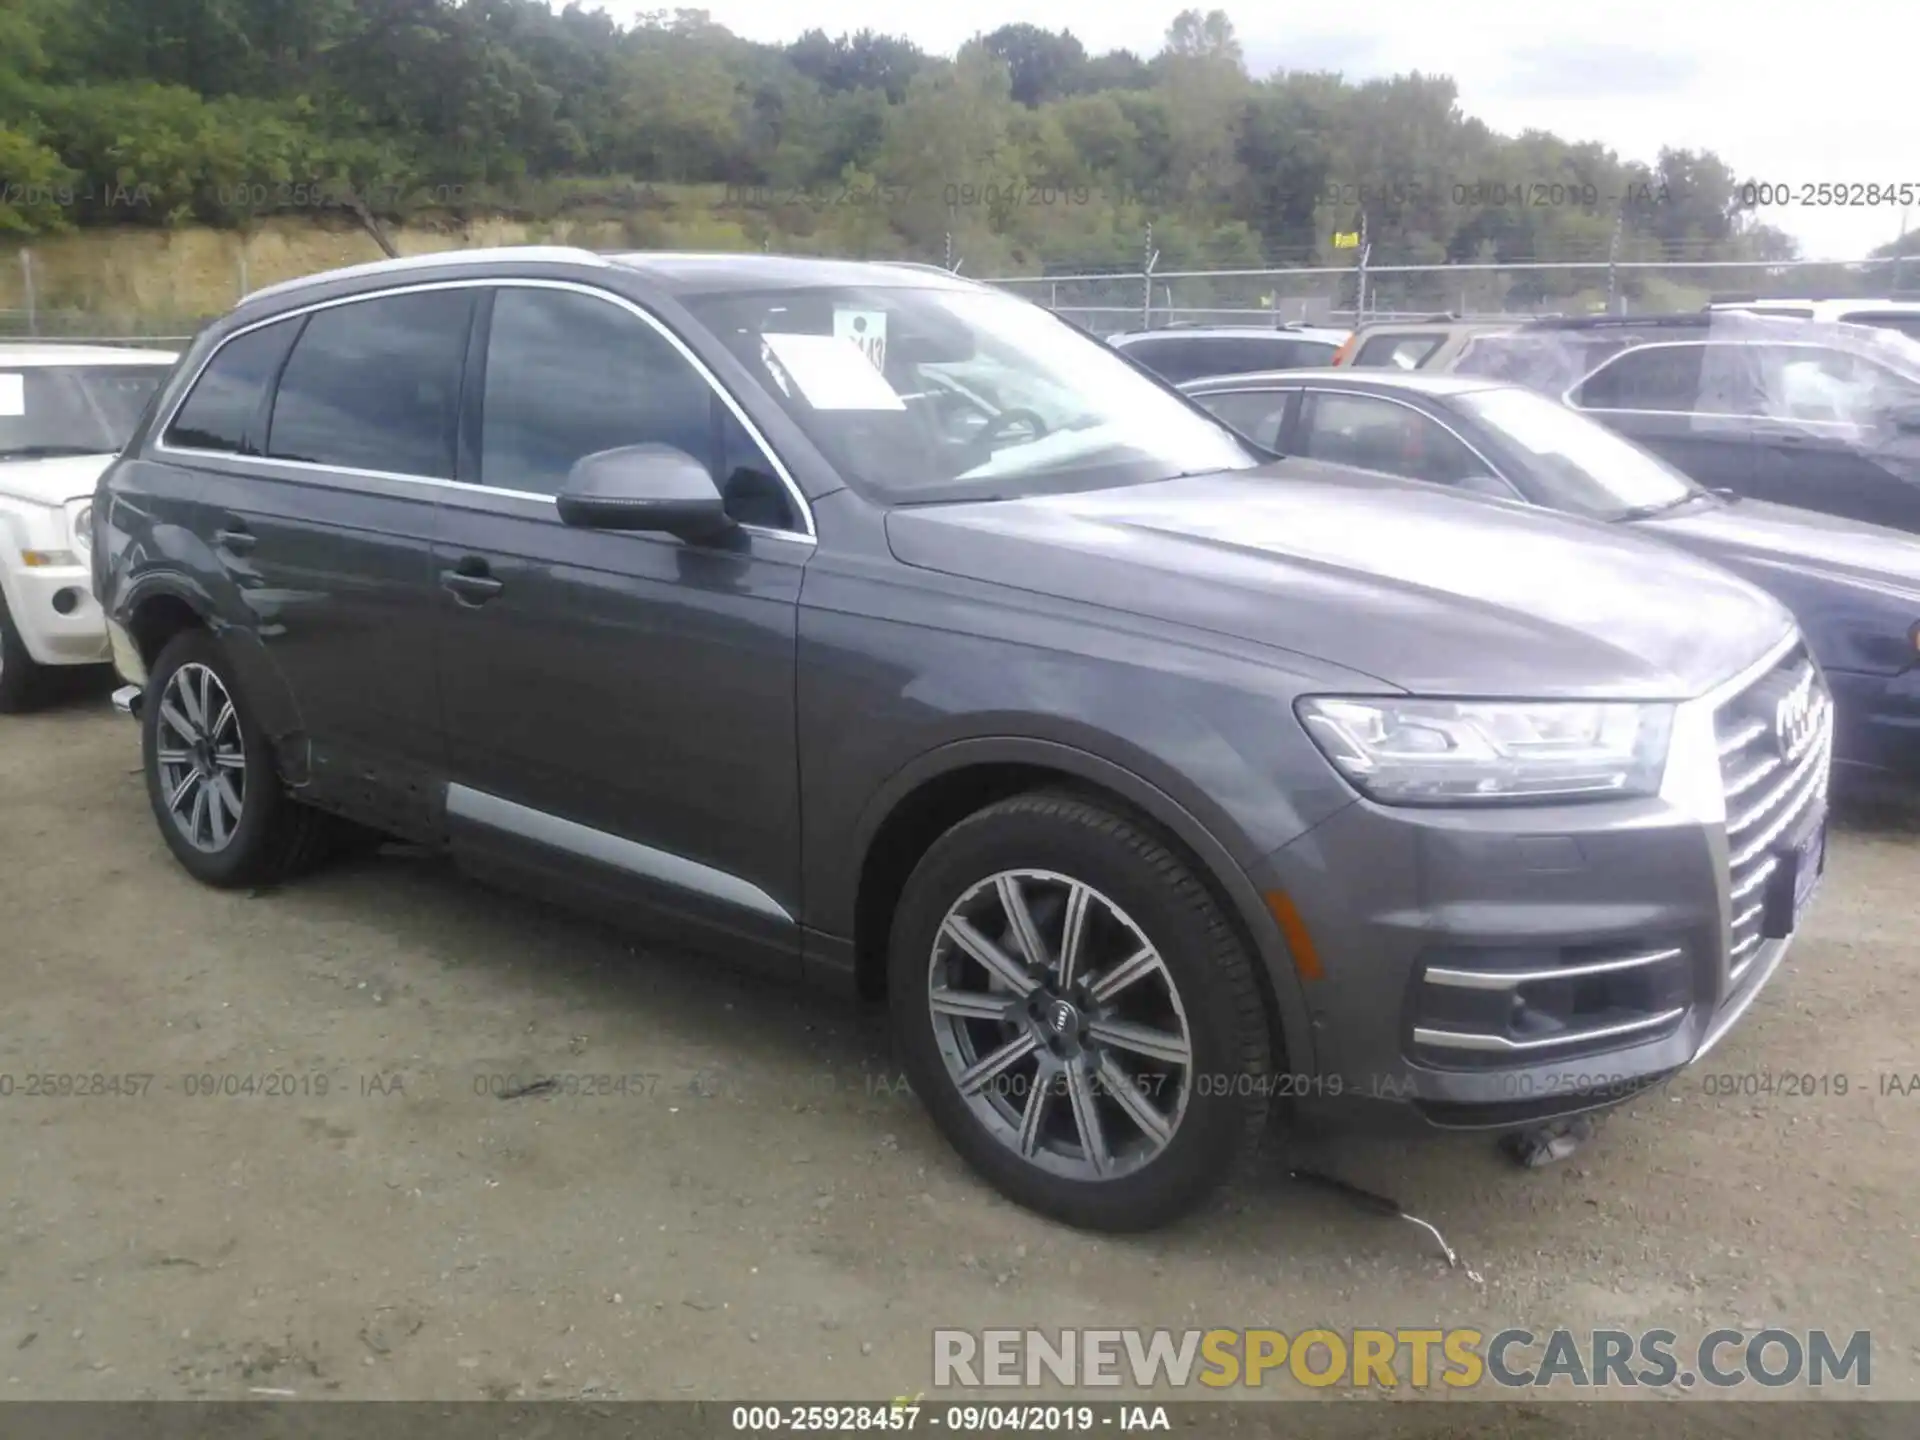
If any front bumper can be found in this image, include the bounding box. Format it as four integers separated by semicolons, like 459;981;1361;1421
1261;637;1831;1134
3;560;110;666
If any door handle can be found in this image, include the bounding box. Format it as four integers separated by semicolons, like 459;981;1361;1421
440;558;504;606
213;523;256;555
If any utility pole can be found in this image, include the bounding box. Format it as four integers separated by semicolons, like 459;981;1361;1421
1353;212;1369;323
1606;212;1624;315
1142;223;1152;328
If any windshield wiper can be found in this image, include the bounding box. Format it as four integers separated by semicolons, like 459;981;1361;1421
1614;490;1716;522
0;444;110;461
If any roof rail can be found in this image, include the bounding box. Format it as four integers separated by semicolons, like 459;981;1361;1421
241;245;607;304
1522;313;1714;331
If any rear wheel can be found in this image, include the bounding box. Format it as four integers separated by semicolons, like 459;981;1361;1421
889;791;1274;1231
142;629;338;887
0;591;47;713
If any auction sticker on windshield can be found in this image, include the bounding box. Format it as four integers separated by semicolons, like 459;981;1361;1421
762;332;906;411
834;307;888;371
0;374;23;417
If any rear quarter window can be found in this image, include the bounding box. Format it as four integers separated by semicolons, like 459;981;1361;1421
1351;334;1445;369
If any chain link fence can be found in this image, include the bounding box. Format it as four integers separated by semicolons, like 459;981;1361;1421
987;257;1916;335
2;240;1909;348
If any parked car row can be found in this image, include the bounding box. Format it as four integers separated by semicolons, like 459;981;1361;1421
12;249;1862;1232
1180;365;1920;791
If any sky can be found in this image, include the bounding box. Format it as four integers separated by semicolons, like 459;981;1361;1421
596;0;1913;263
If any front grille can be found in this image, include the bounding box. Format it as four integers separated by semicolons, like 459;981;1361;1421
1714;645;1833;983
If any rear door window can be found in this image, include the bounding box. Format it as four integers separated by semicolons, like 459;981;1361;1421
1573;344;1709;412
265;290;474;478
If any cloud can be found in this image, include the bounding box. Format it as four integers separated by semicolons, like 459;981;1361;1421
1245;32;1388;79
1493;42;1703;100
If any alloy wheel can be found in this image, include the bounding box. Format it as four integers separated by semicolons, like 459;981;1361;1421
154;662;247;853
926;869;1193;1182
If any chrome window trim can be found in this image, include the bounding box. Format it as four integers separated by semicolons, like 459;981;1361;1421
151;276;817;544
1288;384;1523;498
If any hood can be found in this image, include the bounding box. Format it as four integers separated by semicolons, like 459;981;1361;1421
1636;498;1920;604
0;453;116;507
885;461;1795;699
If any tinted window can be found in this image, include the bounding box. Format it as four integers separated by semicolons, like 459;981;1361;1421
1574;345;1708;412
479;287;798;530
1194;389;1291;450
1121;334;1322;382
1352;334;1444;369
1299;392;1485;485
267;291;471;477
166;322;299;454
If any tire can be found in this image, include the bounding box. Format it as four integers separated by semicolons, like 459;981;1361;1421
142;628;337;887
889;790;1274;1232
0;590;46;713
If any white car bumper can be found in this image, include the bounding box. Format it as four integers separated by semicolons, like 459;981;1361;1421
3;559;110;666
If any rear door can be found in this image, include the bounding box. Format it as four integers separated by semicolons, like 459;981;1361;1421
1569;341;1763;495
155;289;469;834
1749;343;1920;531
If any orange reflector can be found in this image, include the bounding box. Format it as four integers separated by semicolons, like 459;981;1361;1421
1329;336;1356;366
1264;889;1324;980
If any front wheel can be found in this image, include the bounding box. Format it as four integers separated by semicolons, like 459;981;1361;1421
142;629;338;887
889;791;1275;1231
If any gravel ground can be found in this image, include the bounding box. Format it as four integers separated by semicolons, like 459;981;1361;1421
2;684;1917;1412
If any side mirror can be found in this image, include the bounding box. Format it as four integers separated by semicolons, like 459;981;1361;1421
555;444;734;540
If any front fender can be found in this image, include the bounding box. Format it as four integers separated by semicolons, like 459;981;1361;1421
845;734;1326;1076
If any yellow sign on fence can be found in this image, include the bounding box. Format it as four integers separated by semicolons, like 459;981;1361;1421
1331;231;1361;249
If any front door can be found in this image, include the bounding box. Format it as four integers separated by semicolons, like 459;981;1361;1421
431;283;813;968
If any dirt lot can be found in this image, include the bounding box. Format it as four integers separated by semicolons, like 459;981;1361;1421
3;684;1917;1410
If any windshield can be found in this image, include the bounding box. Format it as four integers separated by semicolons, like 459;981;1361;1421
684;285;1259;503
0;363;173;460
1457;385;1698;518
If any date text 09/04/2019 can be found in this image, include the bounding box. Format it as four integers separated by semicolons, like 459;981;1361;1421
730;1405;1169;1432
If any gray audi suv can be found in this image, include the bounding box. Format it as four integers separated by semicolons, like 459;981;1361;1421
92;248;1832;1231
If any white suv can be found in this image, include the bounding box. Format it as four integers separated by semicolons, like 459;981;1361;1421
0;343;178;710
1706;298;1920;341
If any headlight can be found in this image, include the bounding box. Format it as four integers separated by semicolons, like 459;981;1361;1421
69;500;93;558
1297;696;1674;805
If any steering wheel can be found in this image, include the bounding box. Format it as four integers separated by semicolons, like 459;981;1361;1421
980;407;1049;446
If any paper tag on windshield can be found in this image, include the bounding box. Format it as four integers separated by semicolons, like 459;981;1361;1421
0;374;23;417
762;333;905;411
833;308;887;372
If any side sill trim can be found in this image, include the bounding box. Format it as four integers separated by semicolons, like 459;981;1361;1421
445;783;793;925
